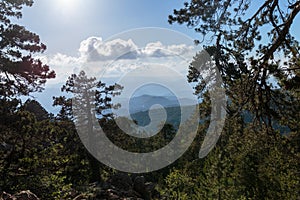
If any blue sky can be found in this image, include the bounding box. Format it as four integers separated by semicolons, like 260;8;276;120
19;0;197;56
18;0;300;65
17;1;300;113
18;0;203;113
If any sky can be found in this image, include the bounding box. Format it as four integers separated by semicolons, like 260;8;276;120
18;0;203;113
19;0;198;56
17;0;300;114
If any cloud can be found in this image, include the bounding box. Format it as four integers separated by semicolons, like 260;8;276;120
48;53;81;66
78;37;195;62
168;44;195;56
40;36;197;85
37;53;81;85
141;41;194;58
79;37;139;62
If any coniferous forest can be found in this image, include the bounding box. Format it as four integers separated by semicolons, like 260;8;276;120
0;0;299;199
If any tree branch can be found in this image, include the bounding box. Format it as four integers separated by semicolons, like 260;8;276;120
262;1;300;62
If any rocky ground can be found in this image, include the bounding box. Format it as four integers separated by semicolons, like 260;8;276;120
1;190;39;200
1;173;162;200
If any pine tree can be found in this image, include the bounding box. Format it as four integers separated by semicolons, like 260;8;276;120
53;70;122;183
0;0;55;98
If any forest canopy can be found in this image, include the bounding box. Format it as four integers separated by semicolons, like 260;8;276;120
0;0;299;199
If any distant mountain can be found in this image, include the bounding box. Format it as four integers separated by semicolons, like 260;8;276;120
23;99;50;121
114;94;198;116
129;95;179;113
111;95;199;129
130;106;183;128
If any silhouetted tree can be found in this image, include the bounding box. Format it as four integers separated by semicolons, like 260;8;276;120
169;0;300;129
165;1;300;199
0;0;55;98
53;70;122;183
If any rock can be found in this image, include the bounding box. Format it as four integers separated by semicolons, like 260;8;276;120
107;192;119;199
108;173;133;191
13;190;39;200
72;174;159;199
1;192;14;200
1;191;39;200
73;194;86;200
107;189;120;195
68;189;79;199
133;176;150;200
122;189;142;199
145;182;156;193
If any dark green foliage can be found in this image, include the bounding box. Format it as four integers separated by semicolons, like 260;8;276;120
53;70;123;183
0;0;55;98
161;1;300;199
53;70;122;120
170;0;300;128
0;1;299;199
22;99;49;121
0;99;71;199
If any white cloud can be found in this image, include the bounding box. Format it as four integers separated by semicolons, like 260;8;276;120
37;53;82;85
142;41;166;57
168;44;194;56
49;53;81;66
40;36;197;85
79;37;139;62
141;41;194;58
78;37;195;61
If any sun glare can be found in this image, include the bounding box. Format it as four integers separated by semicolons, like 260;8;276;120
54;0;80;17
